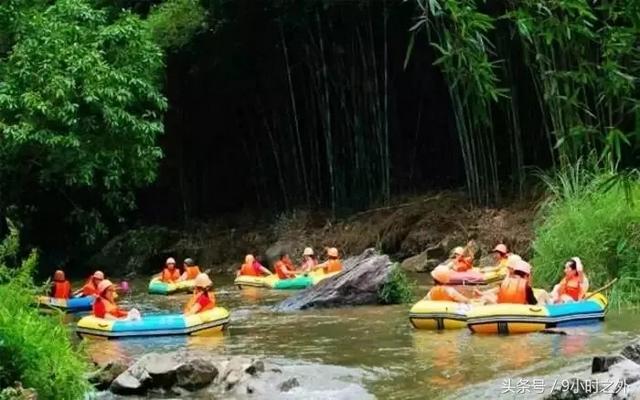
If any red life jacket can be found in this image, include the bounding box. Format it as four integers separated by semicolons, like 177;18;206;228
93;297;128;318
52;280;71;299
184;291;216;314
240;263;259;276
559;276;582;301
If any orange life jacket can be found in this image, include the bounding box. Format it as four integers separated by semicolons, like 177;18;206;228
81;279;100;296
93;297;128;318
324;259;342;274
184;265;201;280
454;257;473;272
558;276;582;301
52;280;71;299
275;261;293;279
428;286;456;302
497;276;528;304
161;268;181;283
240;263;259;276
184;291;216;313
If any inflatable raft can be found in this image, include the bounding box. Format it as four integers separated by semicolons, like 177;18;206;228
409;300;472;330
234;270;339;290
76;307;230;339
467;293;607;334
148;278;196;295
37;295;94;313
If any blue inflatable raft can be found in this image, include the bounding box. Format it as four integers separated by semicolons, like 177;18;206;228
37;295;94;313
75;307;230;339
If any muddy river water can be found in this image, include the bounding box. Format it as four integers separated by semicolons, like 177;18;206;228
73;274;640;399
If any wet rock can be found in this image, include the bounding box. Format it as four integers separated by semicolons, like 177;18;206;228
110;353;181;394
278;377;300;392
622;342;640;366
274;248;396;311
543;378;597;400
245;360;265;376
175;358;218;391
87;361;129;390
110;370;148;395
140;353;180;389
400;250;441;273
603;360;640;386
592;356;624;373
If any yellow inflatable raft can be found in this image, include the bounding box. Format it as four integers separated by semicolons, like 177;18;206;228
467;293;607;334
76;307;230;339
409;300;472;330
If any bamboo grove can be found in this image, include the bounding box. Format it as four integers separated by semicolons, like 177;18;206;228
413;0;640;204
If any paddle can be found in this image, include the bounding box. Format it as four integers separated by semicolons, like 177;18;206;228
584;278;618;300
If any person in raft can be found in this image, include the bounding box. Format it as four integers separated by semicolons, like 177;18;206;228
550;257;589;303
299;247;318;273
180;258;201;281
274;252;297;279
184;273;216;315
93;280;140;320
477;260;537;305
159;257;181;283
452;247;474;272
492;244;522;268
74;270;105;297
313;247;343;274
237;254;271;276
50;269;71;299
425;266;470;303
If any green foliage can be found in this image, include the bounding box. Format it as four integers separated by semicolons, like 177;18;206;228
532;163;640;308
147;0;207;50
412;0;640;203
0;223;90;399
378;263;416;304
0;0;167;244
413;0;504;205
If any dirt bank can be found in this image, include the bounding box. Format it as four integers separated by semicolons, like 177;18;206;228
89;191;537;277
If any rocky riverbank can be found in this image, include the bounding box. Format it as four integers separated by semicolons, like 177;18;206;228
89;191;536;278
90;353;305;397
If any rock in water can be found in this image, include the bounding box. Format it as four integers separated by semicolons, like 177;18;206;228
175;358;218;390
278;377;300;392
87;361;129;390
274;248;394;311
622;341;640;365
399;250;440;273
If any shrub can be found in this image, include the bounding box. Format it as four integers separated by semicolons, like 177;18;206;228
0;223;90;399
532;162;640;307
378;263;417;304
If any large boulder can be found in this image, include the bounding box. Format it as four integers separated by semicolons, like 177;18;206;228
273;248;398;311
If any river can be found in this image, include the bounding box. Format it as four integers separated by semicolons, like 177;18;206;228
72;274;640;399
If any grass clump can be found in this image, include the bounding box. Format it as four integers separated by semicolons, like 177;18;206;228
532;161;640;308
0;222;90;399
378;263;417;304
